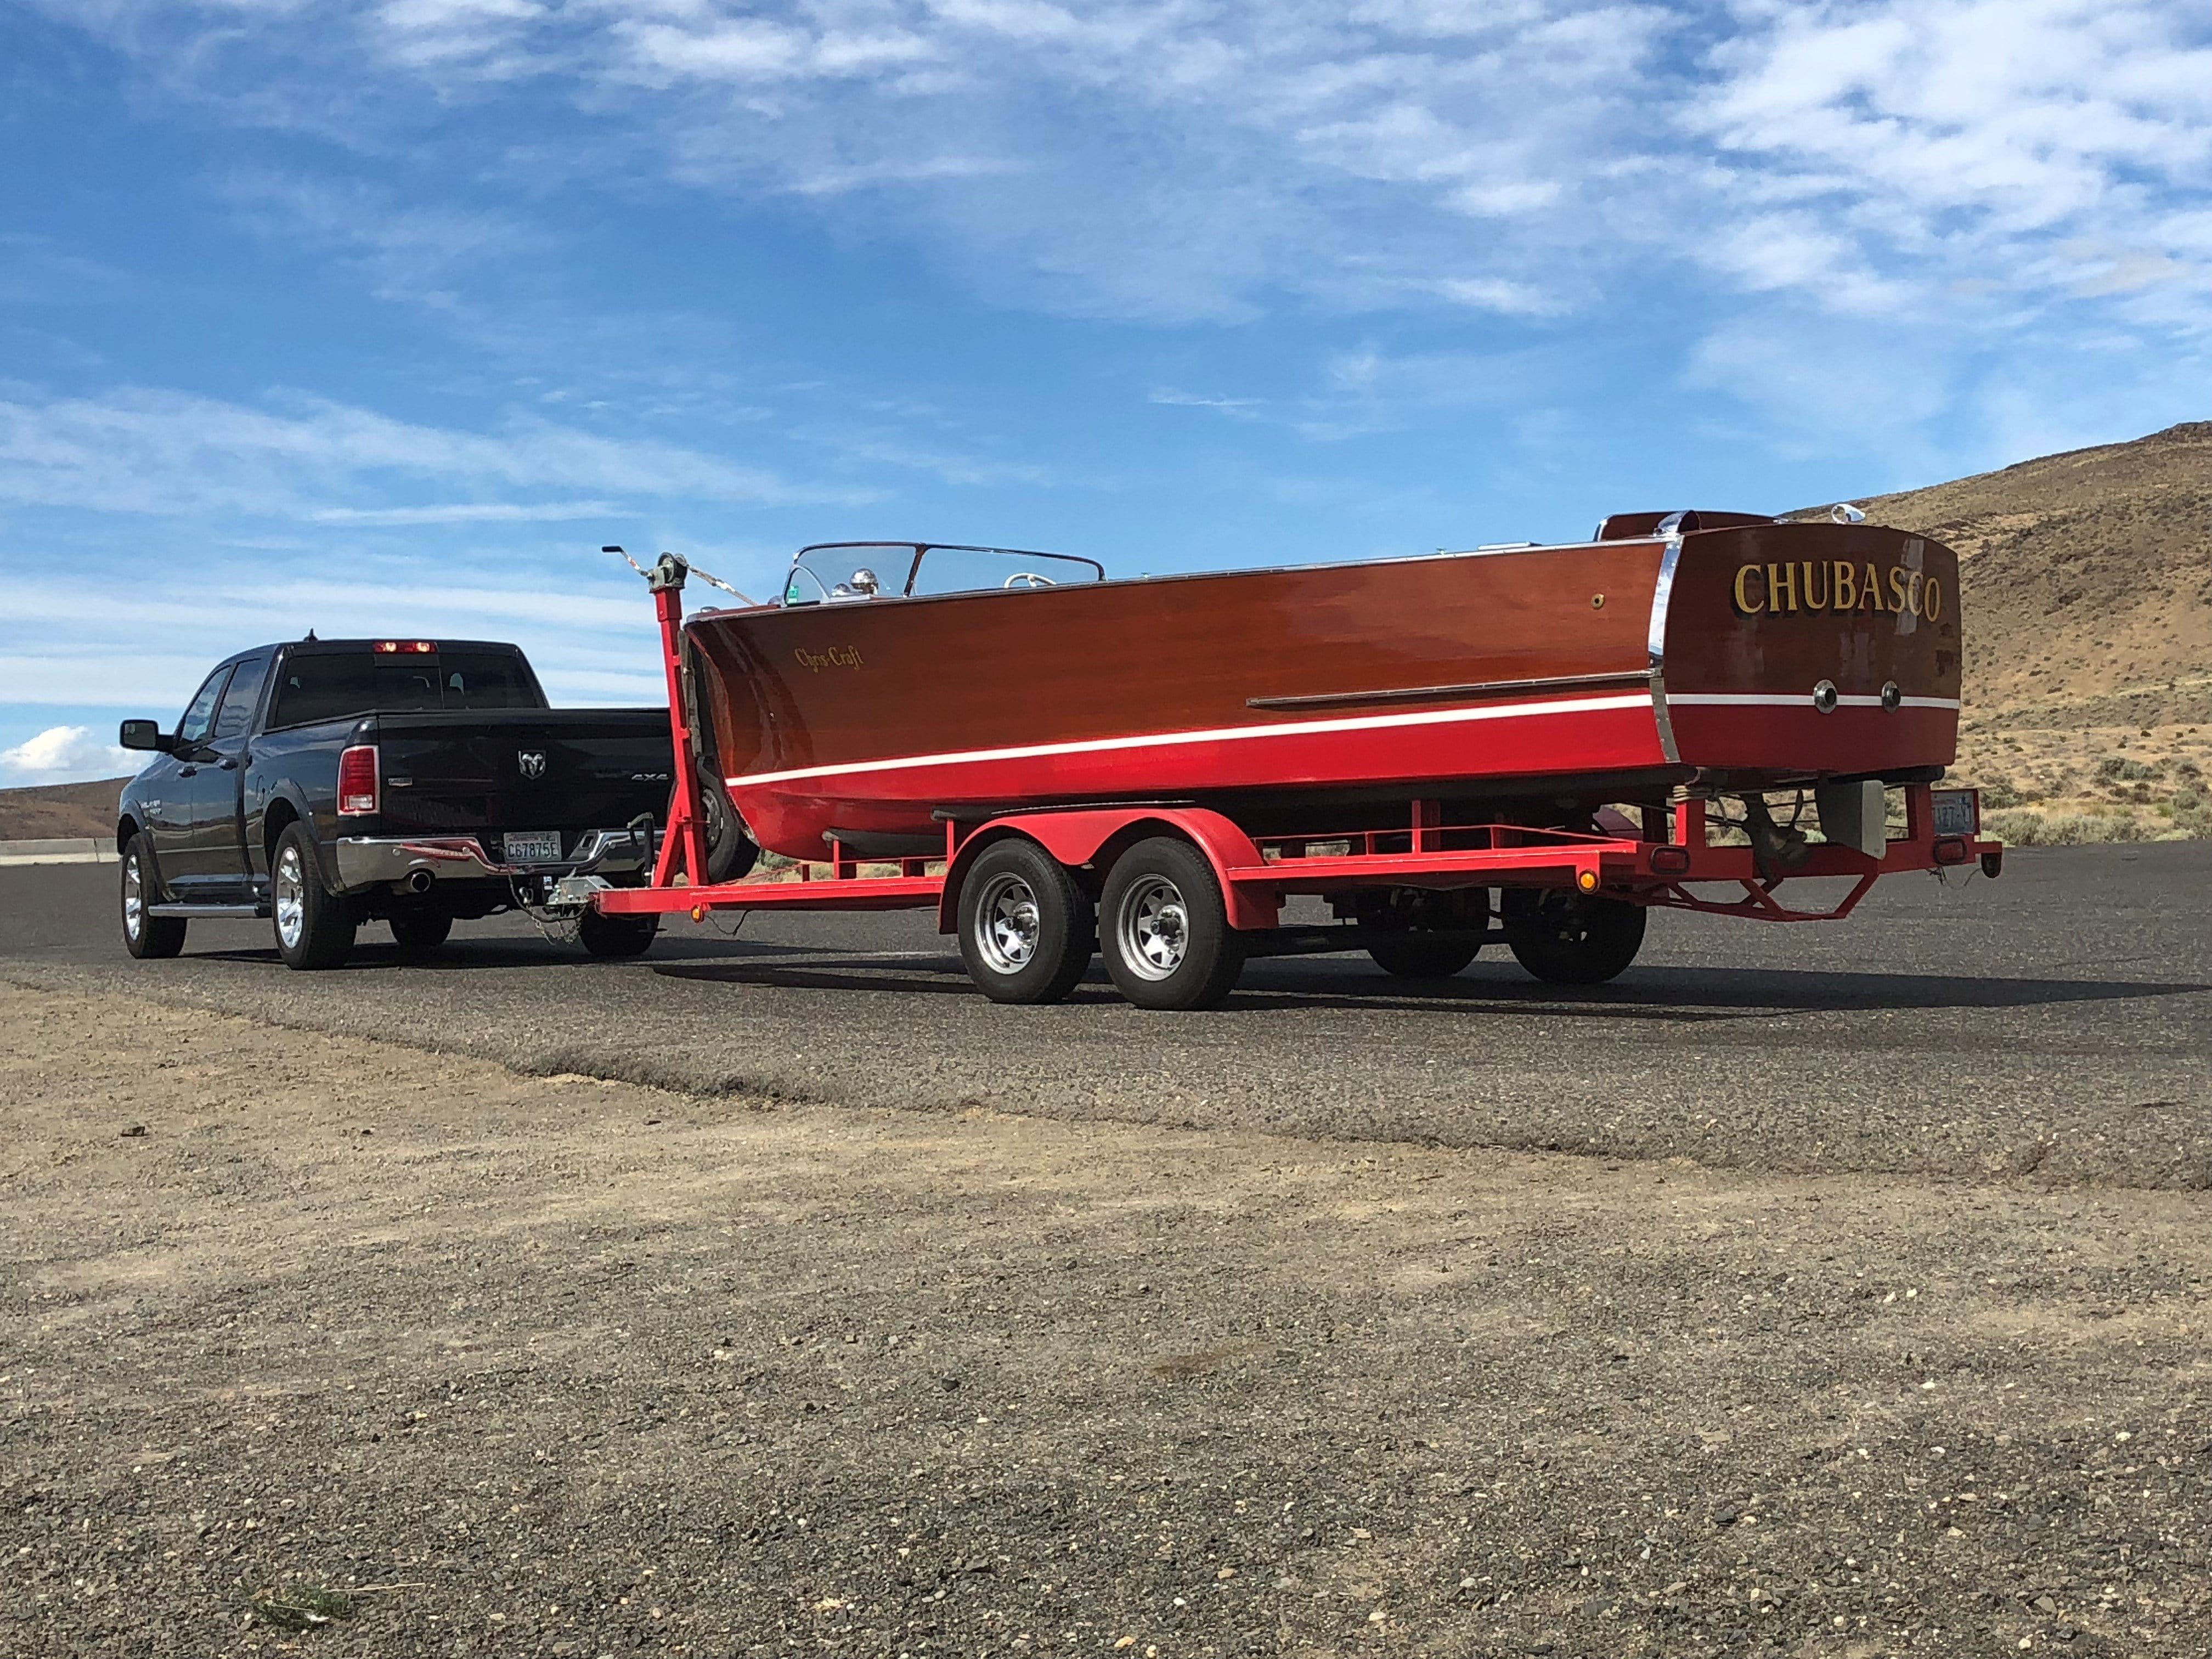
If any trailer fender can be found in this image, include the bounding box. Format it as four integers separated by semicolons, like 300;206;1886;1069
939;808;1279;934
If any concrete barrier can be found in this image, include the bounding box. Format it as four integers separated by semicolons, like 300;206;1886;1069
0;838;117;867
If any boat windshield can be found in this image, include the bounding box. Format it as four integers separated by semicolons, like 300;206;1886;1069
781;542;1105;606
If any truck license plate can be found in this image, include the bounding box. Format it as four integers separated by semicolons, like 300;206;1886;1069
1930;789;1979;837
504;831;563;865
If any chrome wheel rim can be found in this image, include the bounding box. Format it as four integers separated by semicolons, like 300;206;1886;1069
122;853;143;941
973;872;1042;975
1118;876;1188;981
274;845;306;951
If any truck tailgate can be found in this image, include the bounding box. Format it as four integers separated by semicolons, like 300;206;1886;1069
367;710;674;848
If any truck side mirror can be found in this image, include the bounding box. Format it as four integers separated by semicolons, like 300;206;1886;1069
119;719;173;753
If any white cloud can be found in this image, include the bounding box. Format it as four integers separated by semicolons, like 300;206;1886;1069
0;385;847;521
46;0;2210;350
1;725;136;783
307;502;618;524
28;0;2212;469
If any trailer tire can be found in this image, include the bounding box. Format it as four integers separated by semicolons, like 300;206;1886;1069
120;833;187;960
957;839;1094;1005
578;907;659;960
1504;889;1645;985
1368;935;1481;980
1100;837;1245;1011
272;822;357;971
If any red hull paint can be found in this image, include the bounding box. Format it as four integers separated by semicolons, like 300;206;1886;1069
728;695;1667;855
1663;703;1957;777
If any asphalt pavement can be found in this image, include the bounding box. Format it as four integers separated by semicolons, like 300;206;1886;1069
4;844;2209;1189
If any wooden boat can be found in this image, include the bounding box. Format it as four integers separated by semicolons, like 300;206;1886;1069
682;512;1962;861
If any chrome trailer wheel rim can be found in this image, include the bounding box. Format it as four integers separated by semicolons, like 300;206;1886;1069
1117;876;1189;981
973;872;1043;975
122;852;144;941
274;845;306;951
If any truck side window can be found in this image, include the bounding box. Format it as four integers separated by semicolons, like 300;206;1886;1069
177;667;233;747
211;656;269;747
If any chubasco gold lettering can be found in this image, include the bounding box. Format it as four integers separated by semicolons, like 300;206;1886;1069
1731;563;1940;620
793;645;865;673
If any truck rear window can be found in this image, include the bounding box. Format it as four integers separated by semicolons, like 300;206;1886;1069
269;651;543;727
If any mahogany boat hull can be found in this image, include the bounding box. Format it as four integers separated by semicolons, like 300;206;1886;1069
686;522;1963;860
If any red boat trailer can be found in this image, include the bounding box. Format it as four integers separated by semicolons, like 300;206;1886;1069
593;556;2004;1006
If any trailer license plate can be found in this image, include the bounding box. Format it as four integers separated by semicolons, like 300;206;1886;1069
1931;789;1979;836
504;831;563;864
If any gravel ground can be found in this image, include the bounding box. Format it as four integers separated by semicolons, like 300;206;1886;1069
5;843;2211;1194
3;981;2207;1658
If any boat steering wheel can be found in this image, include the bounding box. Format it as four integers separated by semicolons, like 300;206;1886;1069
1003;571;1056;589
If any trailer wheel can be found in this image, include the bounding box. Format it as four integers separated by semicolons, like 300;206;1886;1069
1368;935;1481;980
120;833;187;960
1503;889;1645;985
957;839;1094;1005
1100;837;1245;1011
272;823;357;970
578;906;659;960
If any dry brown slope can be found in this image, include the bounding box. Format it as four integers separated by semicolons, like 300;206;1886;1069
0;778;130;841
1849;419;2212;724
1793;422;2212;842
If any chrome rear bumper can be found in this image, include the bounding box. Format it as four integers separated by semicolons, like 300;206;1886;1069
333;827;652;893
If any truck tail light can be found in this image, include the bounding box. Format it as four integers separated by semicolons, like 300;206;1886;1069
338;744;379;816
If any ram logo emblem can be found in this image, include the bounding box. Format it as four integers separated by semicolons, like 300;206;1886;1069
517;750;548;780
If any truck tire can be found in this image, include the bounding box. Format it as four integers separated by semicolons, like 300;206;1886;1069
956;838;1094;1005
120;833;187;960
1504;889;1645;985
272;822;357;971
389;910;453;955
578;906;659;959
1368;935;1480;979
1099;837;1245;1011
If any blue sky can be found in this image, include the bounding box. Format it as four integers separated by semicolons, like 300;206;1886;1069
4;0;2209;783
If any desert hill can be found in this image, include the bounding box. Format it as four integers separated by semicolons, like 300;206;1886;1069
1810;420;2212;840
0;777;130;841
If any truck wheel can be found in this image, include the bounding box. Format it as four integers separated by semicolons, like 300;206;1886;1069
578;906;659;959
272;822;357;971
1368;935;1480;979
120;833;187;960
1504;890;1645;985
1099;837;1245;1011
701;778;760;885
956;839;1094;1005
389;911;453;955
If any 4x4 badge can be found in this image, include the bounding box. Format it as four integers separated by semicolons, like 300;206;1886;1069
517;750;547;780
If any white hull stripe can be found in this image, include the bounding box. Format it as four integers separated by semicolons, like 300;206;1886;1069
1668;693;1962;711
731;692;1656;790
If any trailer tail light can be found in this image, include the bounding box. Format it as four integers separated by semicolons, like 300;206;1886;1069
1649;845;1692;876
337;744;379;816
1932;835;1971;866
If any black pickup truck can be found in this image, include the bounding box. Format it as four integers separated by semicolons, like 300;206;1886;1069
115;637;699;969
